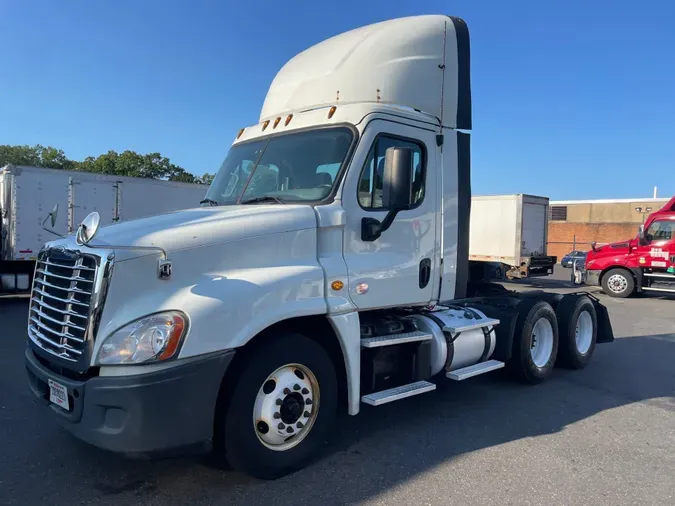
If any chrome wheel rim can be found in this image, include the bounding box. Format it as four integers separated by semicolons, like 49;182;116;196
253;363;319;451
607;274;628;294
575;310;593;355
530;317;554;368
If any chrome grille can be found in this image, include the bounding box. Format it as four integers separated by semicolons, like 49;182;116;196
28;251;98;362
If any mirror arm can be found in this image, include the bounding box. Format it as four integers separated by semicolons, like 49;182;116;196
361;210;400;242
40;215;64;238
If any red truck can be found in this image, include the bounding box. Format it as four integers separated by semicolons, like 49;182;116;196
574;196;675;297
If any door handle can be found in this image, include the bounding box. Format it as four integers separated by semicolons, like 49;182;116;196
419;258;431;289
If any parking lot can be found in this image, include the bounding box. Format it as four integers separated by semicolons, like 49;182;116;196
1;268;674;505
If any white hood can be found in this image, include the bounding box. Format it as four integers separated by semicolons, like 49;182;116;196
85;205;318;261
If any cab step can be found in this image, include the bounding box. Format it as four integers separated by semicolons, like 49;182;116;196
446;359;505;381
644;273;675;279
360;330;433;348
643;286;675;293
361;381;436;406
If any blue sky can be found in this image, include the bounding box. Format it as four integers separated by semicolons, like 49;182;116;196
1;0;673;200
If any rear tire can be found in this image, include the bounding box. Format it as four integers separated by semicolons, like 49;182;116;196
217;332;337;480
508;301;559;384
556;295;597;369
601;268;634;298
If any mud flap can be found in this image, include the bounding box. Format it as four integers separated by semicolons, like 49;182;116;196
584;293;614;343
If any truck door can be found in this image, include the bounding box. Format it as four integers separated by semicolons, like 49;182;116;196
640;218;675;270
341;120;439;309
68;178;121;232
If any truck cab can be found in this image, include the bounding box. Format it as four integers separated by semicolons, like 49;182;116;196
580;196;675;297
24;15;614;480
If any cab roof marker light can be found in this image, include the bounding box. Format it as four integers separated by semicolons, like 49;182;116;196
262;120;270;131
328;106;337;119
285;114;293;126
273;117;281;128
236;128;245;139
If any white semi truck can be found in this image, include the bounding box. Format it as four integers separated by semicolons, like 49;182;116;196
24;15;614;480
0;164;207;293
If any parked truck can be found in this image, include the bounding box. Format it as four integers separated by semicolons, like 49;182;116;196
24;14;614;480
0;164;207;293
574;196;675;297
468;194;556;280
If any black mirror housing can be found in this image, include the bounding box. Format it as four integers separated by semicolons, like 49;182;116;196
361;147;415;242
638;224;647;246
382;147;414;211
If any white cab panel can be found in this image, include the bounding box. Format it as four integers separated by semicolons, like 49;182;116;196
341;118;439;309
91;205;318;261
438;130;461;302
94;226;325;361
259;15;469;129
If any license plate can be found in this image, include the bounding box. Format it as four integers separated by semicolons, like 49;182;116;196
48;379;70;411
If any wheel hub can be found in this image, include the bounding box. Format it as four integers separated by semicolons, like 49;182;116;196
607;274;627;293
253;364;319;451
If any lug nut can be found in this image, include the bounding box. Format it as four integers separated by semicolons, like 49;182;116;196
283;388;291;395
276;398;283;406
305;399;313;405
293;384;301;391
278;423;285;430
301;387;309;395
286;426;294;433
304;411;311;418
296;422;304;429
273;412;281;419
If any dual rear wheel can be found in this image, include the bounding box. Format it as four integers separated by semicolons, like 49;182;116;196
509;295;598;384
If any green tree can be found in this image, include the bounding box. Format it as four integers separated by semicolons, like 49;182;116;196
0;143;208;183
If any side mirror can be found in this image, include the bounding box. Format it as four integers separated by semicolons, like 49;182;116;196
382;147;414;212
638;224;647;246
362;147;415;242
49;204;58;227
40;204;64;238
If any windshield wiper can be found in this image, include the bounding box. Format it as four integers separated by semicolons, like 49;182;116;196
200;198;219;206
240;195;285;205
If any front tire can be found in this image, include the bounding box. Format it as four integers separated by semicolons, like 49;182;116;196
509;301;559;384
601;268;635;298
218;332;337;479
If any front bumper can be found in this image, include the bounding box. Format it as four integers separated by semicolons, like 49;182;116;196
25;347;235;455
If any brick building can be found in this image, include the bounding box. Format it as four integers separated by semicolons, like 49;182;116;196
547;197;670;261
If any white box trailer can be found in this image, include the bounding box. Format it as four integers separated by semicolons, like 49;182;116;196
0;164;207;292
469;194;556;279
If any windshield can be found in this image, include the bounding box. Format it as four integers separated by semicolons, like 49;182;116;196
204;127;354;205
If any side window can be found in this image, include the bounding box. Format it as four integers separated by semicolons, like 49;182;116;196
645;220;675;242
358;135;425;209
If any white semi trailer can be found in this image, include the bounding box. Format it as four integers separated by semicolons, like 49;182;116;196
0;164;207;293
469;194;556;280
24;15;614;480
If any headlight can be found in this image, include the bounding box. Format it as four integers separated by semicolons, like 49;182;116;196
96;311;188;365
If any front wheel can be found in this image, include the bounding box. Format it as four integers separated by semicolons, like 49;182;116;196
217;333;337;479
601;268;635;298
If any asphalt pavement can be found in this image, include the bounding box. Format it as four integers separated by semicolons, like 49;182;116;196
1;268;674;505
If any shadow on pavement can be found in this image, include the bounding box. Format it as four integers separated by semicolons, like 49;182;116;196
1;300;674;505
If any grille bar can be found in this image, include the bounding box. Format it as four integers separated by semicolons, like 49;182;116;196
33;286;90;307
34;277;92;295
37;259;96;271
31;297;88;319
35;268;93;284
28;249;99;363
29;316;84;343
30;306;86;332
28;324;82;359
